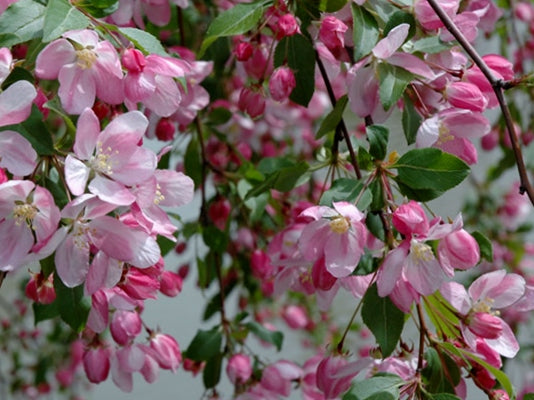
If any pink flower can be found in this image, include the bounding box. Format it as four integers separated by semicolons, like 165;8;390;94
234;41;253;61
83;346;111;383
445;81;488;112
149;333;181;372
238;87;266;118
392;200;429;236
299;202;367;278
282;305;309;329
226;354;252;384
316;356;372;399
0;130;37;176
65;108;157;205
260;360;302;397
276;14;299;39
414;0;460;30
110;310;142;345
438;229;480;272
25;271;56;304
319;16;348;51
440;270;526;357
159;270;183;297
122;48;190;117
0;80;37;126
269;66;296;102
35;29;123;114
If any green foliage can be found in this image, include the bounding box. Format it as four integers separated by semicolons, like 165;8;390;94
0;0;45;47
203;353;223;388
352;4;379;61
75;0;119;18
402;94;422;145
246;158;310;198
245;321;284;351
117;27;168;56
361;283;405;357
471;231;493;262
344;375;405;400
383;11;416;41
319;178;372;209
185;327;223;361
378;64;414;111
422;348;460;394
274;34;316;107
42;0;90;42
53;275;90;332
316;95;348;139
366;125;389;160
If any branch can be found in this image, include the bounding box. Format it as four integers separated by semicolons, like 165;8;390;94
426;0;534;206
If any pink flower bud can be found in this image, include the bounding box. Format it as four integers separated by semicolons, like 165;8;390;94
110;310;142;345
311;257;337;291
238;87;265;118
251;249;274;279
515;2;534;22
159;270;183;297
446;81;488;112
150;333;181;372
276;14;299;39
155;118;176;141
234;41;254;62
83;347;111;383
261;360;302;396
468;312;503;339
438;229;480;272
119;269;160;300
25;272;56;304
122;48;146;73
269;67;296;102
319;16;348;51
480;129;499;151
316;356;370;399
208;197;231;231
226;353;252;384
0;168;7;184
282;305;309;329
392;200;429;236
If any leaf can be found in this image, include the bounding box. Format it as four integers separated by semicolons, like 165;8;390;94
365;212;386;242
383;11;416;41
42;0;90;42
366;125;388;160
33;302;59;324
369;179;384;212
378;63;413;111
319;178;371;210
471;231;493;262
184;137;202;187
352;4;379;61
200;1;267;55
246;161;309;198
320;0;348;13
295;0;321;30
402;94;422;145
75;0;119;18
117;27;167;56
316;95;348;139
422;347;457;394
203;353;223;389
430;394;462;400
202;225;229;252
410;36;450;54
245;321;284;351
361;283;405;357
185;328;223;361
393;148;469;192
274;34;316;107
522;394;534;400
0;0;45;47
347;375;404;399
53;275;90;332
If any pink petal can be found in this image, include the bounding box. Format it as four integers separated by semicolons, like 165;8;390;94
468;270;525;308
143;75;182;117
0;219;33;271
58;64;96;114
0;130;37;175
485;320;519;358
55;231;90;287
32;185;60;243
440;281;472;315
85;251;123;295
35;38;75;79
155;170;194;207
74;108;100;160
65;155;90;196
111;147;157;186
377;245;408;297
100;110;148;141
89;175;136;206
404;252;444;295
0;80;37;126
372;23;410;59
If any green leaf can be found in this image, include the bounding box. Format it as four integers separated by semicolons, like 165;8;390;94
295;0;321;29
522;394;534;400
424;293;460;339
53;275;90;332
396;181;445;202
367;125;388;160
42;0;90;42
0;0;45;47
320;0;348;12
33;302;59;325
75;0;119;18
430;394;462;400
365;212;386;242
203;225;229;251
471;231;493;262
237;179;269;222
184;137;202;187
200;1;267;55
319;178;371;210
422;348;457;394
410;36;450;54
383;11;416;41
245;321;284;351
44;177;69;209
369;179;384;212
203;353;223;389
316;95;348;139
402;94;422;145
186;328;223;361
378;63;413;111
1;66;34;88
274;34;316;107
352;4;379;61
157;235;176;257
347;375;404;399
117;27;167;56
361;284;405;357
393;148;469;192
246;161;309;198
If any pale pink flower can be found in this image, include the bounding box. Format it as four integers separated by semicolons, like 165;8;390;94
35;29;123;114
0;47;12;83
445;81;488;112
122;48;190;117
438;228;480;272
440;270;526;357
299;202;367;278
0;130;37;176
159;270;183;297
260;360;302;397
65;108;156;205
111;345;146;392
0;80;37;126
0;181;60;271
414;0;460;30
316;356;372;399
226;354;252;384
282;305;309;329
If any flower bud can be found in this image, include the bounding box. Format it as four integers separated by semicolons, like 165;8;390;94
234;41;254;61
282;305;309;329
276;14;299;39
468;312;503;339
155;118;176;141
150;333;181;372
25;272;56;304
269;67;296;102
110;310;142;345
250;249;274;279
122;48;146;73
319;16;348;51
159;270;183;297
438;229;480;272
392;200;428;236
226;354;252;384
83;347;111;383
238;87;265;118
445;81;488;112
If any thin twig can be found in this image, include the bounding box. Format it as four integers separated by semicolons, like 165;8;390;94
426;0;534;206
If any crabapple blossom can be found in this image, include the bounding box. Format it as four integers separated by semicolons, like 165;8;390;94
0;130;37;176
149;333;181;372
35;29;123;114
319;16;348;52
316;356;372;399
226;354;252;384
25;271;56;304
269;66;296;102
83;346;112;383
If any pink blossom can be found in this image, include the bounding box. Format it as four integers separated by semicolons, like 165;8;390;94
110;310;142;345
438;229;480;272
440;270;526;357
65;108;157;205
226;354;252;384
392;200;429;236
149;333;181;372
238;87;266;118
25;271;56;304
0;130;37;176
445;81;488;112
316;356;372;399
319;16;348;52
299;202;367;278
282;305;309;329
159;270;183;297
35;29;123;114
276;14;299;39
83;346;111;383
235;41;254;61
260;360;302;397
269;66;296;102
414;0;460;30
0;80;37;126
119;268;160;300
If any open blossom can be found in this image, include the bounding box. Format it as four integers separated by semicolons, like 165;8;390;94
65;108;157;205
0;130;37;176
316;356;372;399
0;181;61;271
35;29;123;114
441;270;526;357
299;202;367;278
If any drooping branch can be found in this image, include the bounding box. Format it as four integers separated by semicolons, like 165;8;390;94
426;0;534;206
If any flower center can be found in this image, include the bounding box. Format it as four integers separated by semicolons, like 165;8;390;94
76;48;98;69
410;240;434;262
329;216;349;234
89;143;116;175
154;184;165;205
472;297;498;315
437;123;454;145
13;203;37;226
